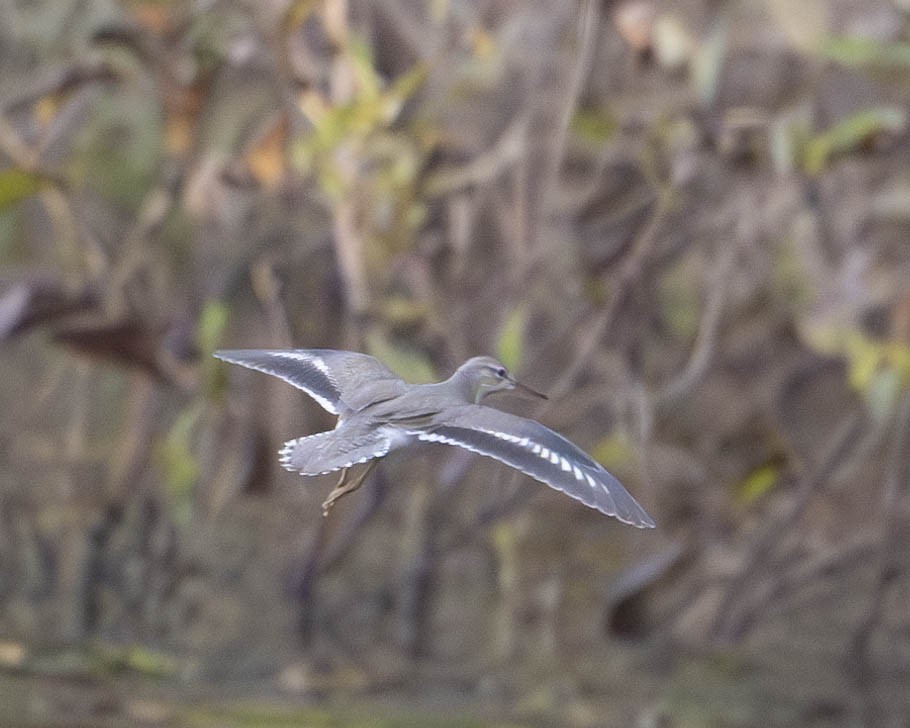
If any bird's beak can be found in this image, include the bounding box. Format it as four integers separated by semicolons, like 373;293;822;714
512;378;548;400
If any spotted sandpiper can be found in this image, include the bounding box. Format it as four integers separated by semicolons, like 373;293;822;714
214;349;655;528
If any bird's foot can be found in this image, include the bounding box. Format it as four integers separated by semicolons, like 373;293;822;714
321;462;375;516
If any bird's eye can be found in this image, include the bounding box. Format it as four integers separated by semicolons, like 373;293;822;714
495;367;507;378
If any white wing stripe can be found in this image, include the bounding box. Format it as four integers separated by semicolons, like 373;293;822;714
416;419;655;528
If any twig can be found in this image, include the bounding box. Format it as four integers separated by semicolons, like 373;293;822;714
436;193;671;543
0;114;40;171
0;60;114;115
655;239;738;408
536;191;671;409
709;411;864;642
757;534;878;623
850;391;910;666
422;116;528;197
542;0;601;210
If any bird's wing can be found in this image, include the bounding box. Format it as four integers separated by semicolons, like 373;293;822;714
415;405;655;528
214;349;408;414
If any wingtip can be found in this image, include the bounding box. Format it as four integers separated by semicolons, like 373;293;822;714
611;507;656;529
621;503;657;529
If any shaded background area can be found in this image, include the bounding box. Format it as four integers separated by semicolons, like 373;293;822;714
2;0;910;725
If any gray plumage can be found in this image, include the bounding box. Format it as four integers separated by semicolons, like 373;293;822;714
214;349;655;528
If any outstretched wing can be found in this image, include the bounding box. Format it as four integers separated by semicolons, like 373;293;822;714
415;405;655;528
214;349;408;414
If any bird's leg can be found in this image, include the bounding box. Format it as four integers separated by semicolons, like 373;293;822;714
322;461;377;516
321;469;349;516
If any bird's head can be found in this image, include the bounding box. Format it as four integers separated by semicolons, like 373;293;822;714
456;356;548;404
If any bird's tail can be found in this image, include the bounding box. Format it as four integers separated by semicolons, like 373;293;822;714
279;427;392;476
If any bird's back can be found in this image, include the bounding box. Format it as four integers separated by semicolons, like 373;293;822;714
355;379;471;428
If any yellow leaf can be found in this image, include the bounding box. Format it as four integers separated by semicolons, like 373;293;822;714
843;330;884;392
0;168;46;208
590;431;637;472
736;463;780;504
34;94;62;126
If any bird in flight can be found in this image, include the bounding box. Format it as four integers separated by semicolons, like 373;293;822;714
214;349;655;528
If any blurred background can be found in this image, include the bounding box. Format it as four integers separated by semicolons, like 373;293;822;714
2;0;910;725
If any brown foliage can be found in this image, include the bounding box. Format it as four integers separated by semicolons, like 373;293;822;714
2;0;910;724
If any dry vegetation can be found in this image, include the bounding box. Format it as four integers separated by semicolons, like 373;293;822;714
2;0;910;725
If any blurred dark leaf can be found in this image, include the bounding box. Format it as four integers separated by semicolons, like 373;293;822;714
0;272;96;339
605;542;689;639
53;317;196;383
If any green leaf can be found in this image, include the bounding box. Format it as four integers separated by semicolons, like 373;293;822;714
0;168;45;209
156;402;205;525
347;38;383;101
365;330;436;383
379;295;428;327
196;300;230;355
387;63;428;118
199;300;231;397
819;36;910;68
843;330;884;392
803;107;906;175
571;109;617;145
496;305;525;371
90;643;178;678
